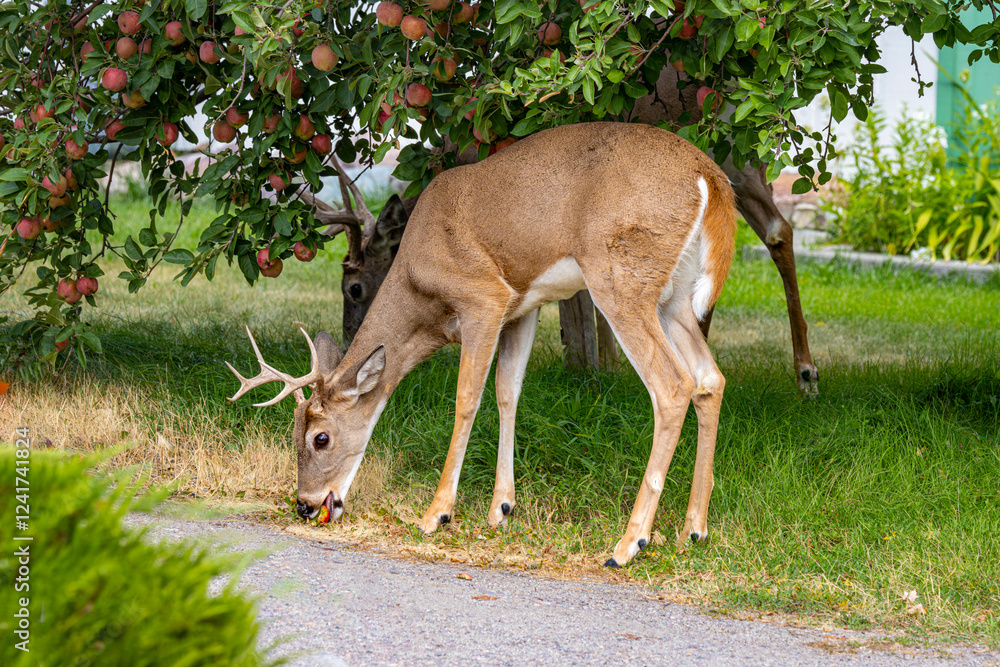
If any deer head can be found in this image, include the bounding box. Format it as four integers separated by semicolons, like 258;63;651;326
225;326;388;521
301;159;410;346
340;196;408;345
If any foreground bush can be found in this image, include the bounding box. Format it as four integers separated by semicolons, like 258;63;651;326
825;87;1000;263
0;447;275;666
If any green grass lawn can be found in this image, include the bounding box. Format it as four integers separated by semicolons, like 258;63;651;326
2;195;999;646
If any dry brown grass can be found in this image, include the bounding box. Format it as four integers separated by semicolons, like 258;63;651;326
0;378;391;506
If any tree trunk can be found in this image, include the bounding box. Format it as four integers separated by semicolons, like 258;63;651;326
558;290;598;369
595;309;620;371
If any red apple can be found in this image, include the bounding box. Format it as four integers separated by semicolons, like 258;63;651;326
285;145;308;164
400;15;427;40
294;115;315;141
213;120;236;143
116;36;138;59
425;0;450;9
256;248;283;277
543;48;566;64
269;172;289;190
48;194;71;208
81;42;96;59
311;133;332;155
376;2;404;27
65;138;88;160
292;16;306;37
405;82;432;107
57;278;82;304
434;22;451;39
76;276;99;295
464;97;478;120
63;168;78;190
117;11;140;35
697;85;720;111
293;241;316;262
42;175;67;196
262;114;281;134
538;22;561;46
377;109;392;130
41;216;59;233
140;38;152;54
34;104;55;123
105;119;126;140
55;338;69;352
671;59;685;73
13;116;25;131
494;136;517;151
165;21;186;45
432;57;457;81
121;89;145;109
311;43;338;71
102;68;128;92
453;2;474;23
199;41;221;64
473;125;496;144
226;106;249;127
278;67;305;97
579;0;600;12
16;217;40;240
157;121;179;146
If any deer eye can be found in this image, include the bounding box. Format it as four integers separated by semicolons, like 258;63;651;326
348;283;363;300
314;433;330;449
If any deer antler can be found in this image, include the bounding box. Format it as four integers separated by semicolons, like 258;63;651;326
225;326;323;406
330;156;374;269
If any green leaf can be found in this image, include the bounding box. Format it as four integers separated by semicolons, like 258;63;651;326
231;11;255;33
162;249;194;264
1;168;29;181
791;177;812;195
186;0;207;21
79;332;102;353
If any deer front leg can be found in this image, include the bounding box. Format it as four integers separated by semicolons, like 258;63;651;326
730;165;818;393
488;310;539;527
419;317;504;535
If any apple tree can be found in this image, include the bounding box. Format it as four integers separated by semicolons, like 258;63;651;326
1;0;998;374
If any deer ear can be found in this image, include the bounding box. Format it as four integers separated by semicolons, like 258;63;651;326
313;331;344;373
367;195;409;260
355;345;385;395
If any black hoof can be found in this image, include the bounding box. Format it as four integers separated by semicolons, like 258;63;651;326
501;503;511;515
637;538;648;550
604;558;620;569
690;531;704;543
439;514;451;525
801;369;812;382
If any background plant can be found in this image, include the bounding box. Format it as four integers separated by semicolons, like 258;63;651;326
0;448;277;666
2;0;1000;373
825;87;1000;263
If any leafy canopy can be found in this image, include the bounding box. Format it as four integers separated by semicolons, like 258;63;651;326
1;0;998;372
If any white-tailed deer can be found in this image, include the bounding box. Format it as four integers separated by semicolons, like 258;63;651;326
332;67;818;392
227;122;737;567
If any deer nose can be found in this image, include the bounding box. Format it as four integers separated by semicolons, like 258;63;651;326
295;500;314;519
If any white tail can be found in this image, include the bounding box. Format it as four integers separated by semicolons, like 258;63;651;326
226;122;737;567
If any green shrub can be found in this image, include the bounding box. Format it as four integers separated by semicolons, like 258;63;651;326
0;447;277;667
824;90;1000;263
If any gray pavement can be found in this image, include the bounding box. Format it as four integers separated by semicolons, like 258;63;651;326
126;514;999;666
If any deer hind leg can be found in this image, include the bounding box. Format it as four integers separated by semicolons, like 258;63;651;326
488;310;540;528
659;305;725;545
586;288;695;568
419;307;506;536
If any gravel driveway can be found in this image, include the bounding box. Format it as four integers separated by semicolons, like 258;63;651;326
126;514;999;666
